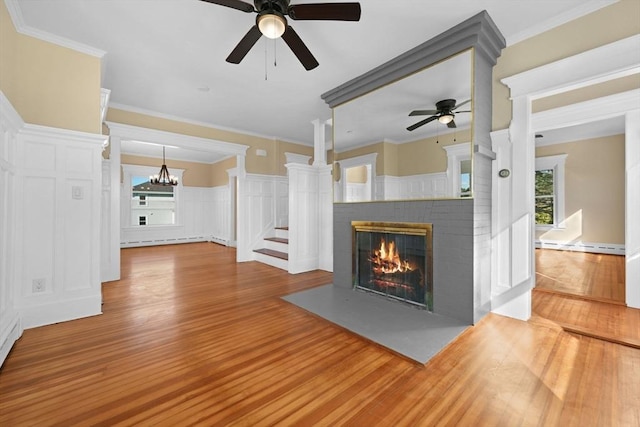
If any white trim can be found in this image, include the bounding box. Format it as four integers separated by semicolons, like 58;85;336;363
443;142;472;198
506;0;619;46
336;153;377;202
502;34;640;99
285;152;311;164
20;123;107;147
100;88;111;124
533;89;640;133
536;240;625;256
4;0;106;58
106;122;249;157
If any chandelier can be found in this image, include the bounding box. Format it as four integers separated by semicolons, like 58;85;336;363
150;146;177;186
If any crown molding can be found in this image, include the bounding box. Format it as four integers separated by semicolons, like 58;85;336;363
4;0;105;58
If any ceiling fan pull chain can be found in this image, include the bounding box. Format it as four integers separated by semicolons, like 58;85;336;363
264;38;268;80
274;37;277;67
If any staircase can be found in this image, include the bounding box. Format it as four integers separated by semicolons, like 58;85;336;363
253;226;289;271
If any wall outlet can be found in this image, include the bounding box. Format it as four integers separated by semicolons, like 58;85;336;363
32;278;46;293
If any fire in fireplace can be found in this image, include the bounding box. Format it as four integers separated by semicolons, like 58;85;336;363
352;222;433;310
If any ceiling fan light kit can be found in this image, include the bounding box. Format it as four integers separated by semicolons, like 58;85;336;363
407;98;471;131
257;11;286;38
201;0;361;70
438;114;454;124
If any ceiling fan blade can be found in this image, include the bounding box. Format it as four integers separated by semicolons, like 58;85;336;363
281;25;319;70
453;99;471;110
447;119;457;129
288;3;361;21
455;110;471;113
407;115;437;132
226;25;262;64
199;0;254;13
409;109;439;117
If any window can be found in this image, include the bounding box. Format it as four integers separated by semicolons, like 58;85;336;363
535;154;567;228
460;159;472;197
122;164;184;228
131;175;175;226
535;169;554;225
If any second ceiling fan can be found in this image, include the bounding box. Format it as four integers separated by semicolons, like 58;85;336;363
407;99;471;131
201;0;361;70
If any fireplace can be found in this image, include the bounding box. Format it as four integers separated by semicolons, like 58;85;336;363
352;222;433;310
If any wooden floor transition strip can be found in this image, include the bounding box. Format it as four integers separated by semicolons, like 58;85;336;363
558;321;640;349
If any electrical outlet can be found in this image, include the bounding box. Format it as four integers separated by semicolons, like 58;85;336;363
32;278;46;293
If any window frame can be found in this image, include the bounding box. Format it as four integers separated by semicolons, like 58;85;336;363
122;164;184;229
534;154;567;230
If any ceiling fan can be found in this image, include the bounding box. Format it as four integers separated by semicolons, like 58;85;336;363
406;99;471;131
200;0;361;70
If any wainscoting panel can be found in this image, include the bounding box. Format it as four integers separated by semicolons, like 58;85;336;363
15;123;105;329
375;173;448;200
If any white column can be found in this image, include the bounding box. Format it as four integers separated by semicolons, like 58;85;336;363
311;118;328;166
102;134;121;282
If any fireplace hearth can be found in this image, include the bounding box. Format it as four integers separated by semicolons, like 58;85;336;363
352;222;433;310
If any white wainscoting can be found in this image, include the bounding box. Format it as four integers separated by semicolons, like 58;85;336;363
120;185;232;247
376;173;448;200
287;164;333;274
12;116;106;330
0;92;22;367
236;174;288;262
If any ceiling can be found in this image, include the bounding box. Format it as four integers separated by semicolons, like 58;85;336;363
12;0;621;162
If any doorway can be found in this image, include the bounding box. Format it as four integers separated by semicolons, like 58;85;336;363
532;117;626;304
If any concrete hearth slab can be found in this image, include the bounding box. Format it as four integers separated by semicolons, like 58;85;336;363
282;284;470;364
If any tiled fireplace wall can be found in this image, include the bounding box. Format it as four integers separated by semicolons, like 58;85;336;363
334;199;474;324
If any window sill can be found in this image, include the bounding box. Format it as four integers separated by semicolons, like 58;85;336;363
535;224;566;231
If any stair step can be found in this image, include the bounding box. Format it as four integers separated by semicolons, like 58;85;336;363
254;248;288;260
275;226;289;231
265;237;288;244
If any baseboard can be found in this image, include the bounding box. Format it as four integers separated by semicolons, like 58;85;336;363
536;240;625;255
210;236;231;246
19;295;102;329
121;236;208;248
0;313;22;367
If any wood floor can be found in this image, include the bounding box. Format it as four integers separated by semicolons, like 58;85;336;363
535;249;625;303
1;243;639;426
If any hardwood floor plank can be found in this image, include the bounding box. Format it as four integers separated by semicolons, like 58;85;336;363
536;249;625;303
1;243;638;426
